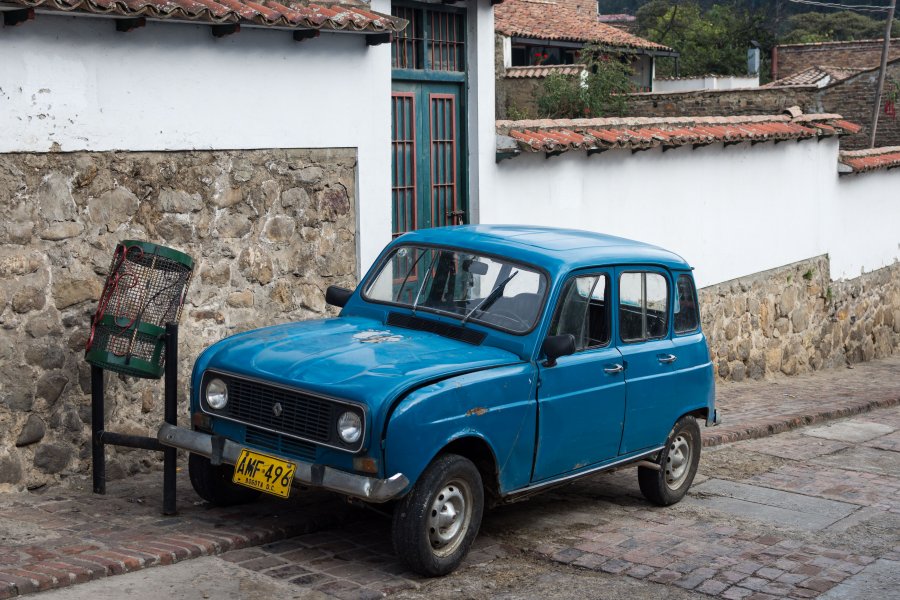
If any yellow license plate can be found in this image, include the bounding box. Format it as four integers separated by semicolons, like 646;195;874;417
232;449;296;498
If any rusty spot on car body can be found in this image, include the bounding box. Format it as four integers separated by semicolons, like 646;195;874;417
466;407;488;417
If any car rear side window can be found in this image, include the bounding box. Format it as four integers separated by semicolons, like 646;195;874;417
674;274;700;334
549;274;610;351
618;271;669;343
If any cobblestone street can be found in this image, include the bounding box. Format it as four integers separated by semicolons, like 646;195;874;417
1;357;898;600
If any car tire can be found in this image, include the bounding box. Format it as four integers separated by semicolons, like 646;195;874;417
391;453;484;577
638;415;701;506
188;452;262;506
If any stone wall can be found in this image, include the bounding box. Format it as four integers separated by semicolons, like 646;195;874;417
701;256;900;382
624;87;821;118
774;39;900;80
501;84;821;121
0;148;358;491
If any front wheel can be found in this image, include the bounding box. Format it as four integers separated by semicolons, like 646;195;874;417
638;415;701;506
391;454;484;577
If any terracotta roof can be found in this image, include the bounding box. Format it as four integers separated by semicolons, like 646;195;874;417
495;0;671;52
505;64;586;78
763;65;863;88
496;111;862;156
775;37;900;50
839;146;900;174
4;0;405;32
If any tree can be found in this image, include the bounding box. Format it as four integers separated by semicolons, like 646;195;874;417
781;11;899;44
535;47;635;119
636;1;774;77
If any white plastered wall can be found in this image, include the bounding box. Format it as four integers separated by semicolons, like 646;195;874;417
0;10;393;273
485;137;900;287
468;0;495;227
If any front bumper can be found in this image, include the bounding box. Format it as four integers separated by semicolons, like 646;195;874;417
157;424;409;503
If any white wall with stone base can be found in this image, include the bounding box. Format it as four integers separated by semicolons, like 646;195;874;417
485;137;898;288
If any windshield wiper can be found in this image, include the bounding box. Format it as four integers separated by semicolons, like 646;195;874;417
411;252;440;313
461;270;518;325
395;251;427;302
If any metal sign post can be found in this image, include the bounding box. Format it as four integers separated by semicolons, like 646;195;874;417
91;324;180;515
86;241;194;515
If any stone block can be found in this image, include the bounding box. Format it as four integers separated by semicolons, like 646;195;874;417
33;443;71;474
12;286;46;313
0;453;23;484
158;189;203;213
16;414;46;447
52;277;102;309
89;187;140;230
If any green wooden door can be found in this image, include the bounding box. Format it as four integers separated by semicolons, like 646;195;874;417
391;3;467;238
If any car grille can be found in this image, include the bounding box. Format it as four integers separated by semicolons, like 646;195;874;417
211;374;339;445
245;426;317;462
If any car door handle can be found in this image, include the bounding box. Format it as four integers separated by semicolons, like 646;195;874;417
657;354;677;364
603;363;624;374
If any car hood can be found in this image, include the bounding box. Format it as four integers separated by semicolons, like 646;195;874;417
198;315;522;411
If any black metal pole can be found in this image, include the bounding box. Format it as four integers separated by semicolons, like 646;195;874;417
163;323;178;515
869;0;897;148
91;365;106;495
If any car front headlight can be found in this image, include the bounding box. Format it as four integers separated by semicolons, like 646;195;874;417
205;378;228;410
337;411;362;444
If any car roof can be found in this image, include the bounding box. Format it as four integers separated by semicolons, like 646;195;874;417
394;225;692;273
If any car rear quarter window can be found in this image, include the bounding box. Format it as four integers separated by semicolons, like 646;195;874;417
674;274;700;334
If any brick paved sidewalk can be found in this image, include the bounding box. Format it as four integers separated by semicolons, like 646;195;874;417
0;356;897;599
0;474;357;599
704;356;900;447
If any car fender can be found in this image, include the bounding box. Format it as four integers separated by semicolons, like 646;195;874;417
384;363;537;496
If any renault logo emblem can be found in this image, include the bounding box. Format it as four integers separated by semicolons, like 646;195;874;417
272;402;283;417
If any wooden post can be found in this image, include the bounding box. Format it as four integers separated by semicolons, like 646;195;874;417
869;0;897;148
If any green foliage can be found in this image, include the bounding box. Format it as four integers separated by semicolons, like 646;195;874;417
506;104;532;121
636;1;773;77
629;1;896;82
781;11;899;44
535;47;635;119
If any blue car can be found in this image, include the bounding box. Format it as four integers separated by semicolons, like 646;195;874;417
159;225;716;576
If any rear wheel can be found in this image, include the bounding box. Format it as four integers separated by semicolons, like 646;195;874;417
188;453;261;506
638;416;701;506
391;454;484;576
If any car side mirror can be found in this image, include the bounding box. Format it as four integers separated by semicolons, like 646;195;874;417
541;334;576;367
325;286;353;308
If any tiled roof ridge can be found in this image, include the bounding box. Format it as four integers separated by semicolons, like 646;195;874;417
775;37;900;50
839;146;900;174
840;146;900;157
5;0;405;31
654;73;757;81
765;62;891;88
497;112;847;131
504;64;586;78
497;111;862;156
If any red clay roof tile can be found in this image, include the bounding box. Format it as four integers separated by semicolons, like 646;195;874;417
495;0;671;52
839;146;900;174
497;113;862;156
5;0;405;32
504;64;587;79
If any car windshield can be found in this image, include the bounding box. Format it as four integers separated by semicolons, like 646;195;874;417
364;245;547;334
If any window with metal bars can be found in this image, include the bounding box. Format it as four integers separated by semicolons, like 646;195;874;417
391;4;465;72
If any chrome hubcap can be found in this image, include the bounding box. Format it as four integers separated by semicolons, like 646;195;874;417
665;434;692;490
427;479;472;557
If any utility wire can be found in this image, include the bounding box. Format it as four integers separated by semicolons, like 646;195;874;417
787;0;892;13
